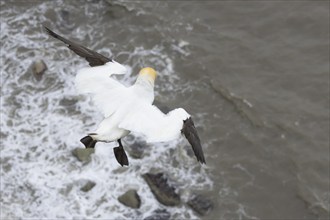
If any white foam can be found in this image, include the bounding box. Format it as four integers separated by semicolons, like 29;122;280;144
1;1;211;219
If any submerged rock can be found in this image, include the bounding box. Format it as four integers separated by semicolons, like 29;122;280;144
127;142;145;159
118;189;141;209
72;148;95;163
59;97;79;113
142;173;180;206
144;209;171;220
58;10;75;30
80;180;96;192
59;97;78;107
187;194;213;216
32;59;47;81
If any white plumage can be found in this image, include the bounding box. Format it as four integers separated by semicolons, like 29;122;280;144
44;26;205;165
75;62;190;143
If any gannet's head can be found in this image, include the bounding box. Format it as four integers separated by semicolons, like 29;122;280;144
138;67;157;84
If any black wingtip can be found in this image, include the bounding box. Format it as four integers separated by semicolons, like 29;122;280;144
44;26;58;39
43;26;68;45
182;117;206;164
197;152;206;164
43;26;112;67
197;150;206;164
43;25;51;33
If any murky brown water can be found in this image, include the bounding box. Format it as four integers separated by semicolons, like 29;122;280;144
1;1;329;219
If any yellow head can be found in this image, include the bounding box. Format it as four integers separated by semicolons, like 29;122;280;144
139;67;157;82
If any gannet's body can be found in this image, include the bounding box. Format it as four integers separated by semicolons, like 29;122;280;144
45;27;205;166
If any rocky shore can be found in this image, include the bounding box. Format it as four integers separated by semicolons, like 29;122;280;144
29;59;212;218
71;144;213;218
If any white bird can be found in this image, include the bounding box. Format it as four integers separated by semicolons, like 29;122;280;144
45;27;205;166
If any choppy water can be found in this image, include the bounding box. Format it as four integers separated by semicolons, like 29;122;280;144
1;1;329;219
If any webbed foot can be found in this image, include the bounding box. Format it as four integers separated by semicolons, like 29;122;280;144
113;146;129;166
80;136;97;148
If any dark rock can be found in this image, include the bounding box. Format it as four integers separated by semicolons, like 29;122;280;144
142;173;180;206
72;148;95;163
59;97;79;113
118;189;141;209
127;142;145;159
104;1;129;19
32;60;47;81
59;10;70;21
59;97;78;106
59;184;73;196
57;10;75;31
80;180;96;192
144;209;171;220
187;194;213;216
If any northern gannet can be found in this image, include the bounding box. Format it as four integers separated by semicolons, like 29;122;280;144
44;27;206;166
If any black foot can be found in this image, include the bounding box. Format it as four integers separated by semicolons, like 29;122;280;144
80;136;97;148
113;145;129;166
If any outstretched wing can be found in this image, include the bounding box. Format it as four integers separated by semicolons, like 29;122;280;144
119;102;206;164
119;103;187;142
75;61;129;118
45;26;129;117
44;26;111;67
181;117;206;164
